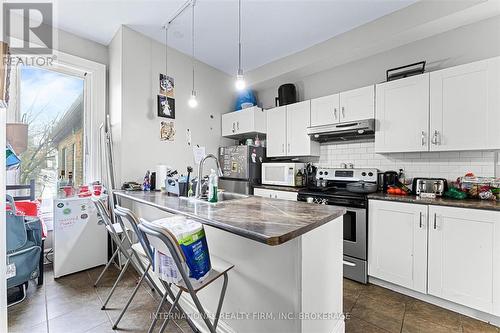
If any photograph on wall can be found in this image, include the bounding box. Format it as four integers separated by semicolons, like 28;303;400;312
157;95;175;119
160;121;175;141
159;74;174;98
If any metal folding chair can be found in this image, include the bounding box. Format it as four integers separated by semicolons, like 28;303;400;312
91;197;147;310
111;206;165;329
139;218;234;333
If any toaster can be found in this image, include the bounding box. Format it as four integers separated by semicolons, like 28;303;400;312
412;178;448;196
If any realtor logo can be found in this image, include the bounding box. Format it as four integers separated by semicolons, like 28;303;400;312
3;2;53;54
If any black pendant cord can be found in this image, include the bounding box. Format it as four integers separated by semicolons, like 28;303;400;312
191;1;196;93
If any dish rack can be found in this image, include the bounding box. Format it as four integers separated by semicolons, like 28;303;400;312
458;176;500;201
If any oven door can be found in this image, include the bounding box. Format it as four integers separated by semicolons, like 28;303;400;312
328;205;366;261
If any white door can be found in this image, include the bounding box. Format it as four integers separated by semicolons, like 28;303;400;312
429;57;500;151
266;106;287;157
221;112;237;137
428;206;500;316
375;74;430;153
286;101;312;156
233;107;254;135
310;93;339;126
339;85;375;122
254;188;297;201
368;200;428;293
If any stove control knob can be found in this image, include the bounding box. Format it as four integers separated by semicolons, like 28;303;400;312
324;171;328;176
319;171;323;175
368;172;373;177
361;172;367;176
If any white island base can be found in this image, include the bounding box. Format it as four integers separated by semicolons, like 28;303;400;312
129;202;345;333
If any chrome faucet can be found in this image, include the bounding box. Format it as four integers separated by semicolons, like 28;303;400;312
195;154;223;198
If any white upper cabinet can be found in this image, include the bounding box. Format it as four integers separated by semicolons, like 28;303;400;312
429;57;500;151
310;93;340;126
266;102;319;158
266;106;287;157
375;74;430;153
368;200;428;293
427;205;500;316
286;100;317;156
339;85;375;122
221;106;266;138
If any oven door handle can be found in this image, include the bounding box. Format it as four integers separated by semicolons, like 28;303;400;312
343;260;357;267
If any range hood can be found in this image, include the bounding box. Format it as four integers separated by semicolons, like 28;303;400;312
307;119;375;143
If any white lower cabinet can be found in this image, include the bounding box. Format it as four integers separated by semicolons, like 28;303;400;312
427;205;500;316
253;188;297;201
369;200;500;316
368;200;428;293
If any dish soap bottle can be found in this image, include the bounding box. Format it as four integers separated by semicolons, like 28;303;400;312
208;169;218;203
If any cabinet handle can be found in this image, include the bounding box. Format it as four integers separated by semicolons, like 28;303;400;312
232;122;235;133
341;106;345;118
288;143;290;153
333;108;337;119
419;212;423;228
237;121;239;130
421;131;426;146
282;143;284;153
431;130;440;145
269;194;272;198
433;213;437;229
275;195;278;199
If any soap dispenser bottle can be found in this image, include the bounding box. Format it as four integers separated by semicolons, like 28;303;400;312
208;169;218;203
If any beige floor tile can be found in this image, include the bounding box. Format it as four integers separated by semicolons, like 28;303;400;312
346;316;390;333
461;314;499;333
403;312;460;333
406;299;461;331
350;293;405;333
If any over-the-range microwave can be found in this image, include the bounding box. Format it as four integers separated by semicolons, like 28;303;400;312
261;162;305;186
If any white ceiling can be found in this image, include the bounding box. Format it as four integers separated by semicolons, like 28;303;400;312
55;0;417;74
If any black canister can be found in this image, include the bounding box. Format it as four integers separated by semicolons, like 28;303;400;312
275;84;297;106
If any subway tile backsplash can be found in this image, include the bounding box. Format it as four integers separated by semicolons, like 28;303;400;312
316;141;496;181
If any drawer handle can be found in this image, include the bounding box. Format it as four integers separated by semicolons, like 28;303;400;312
341;106;345;118
419;212;423;228
433;213;437;229
343;260;356;267
333;108;337;119
421;131;426;146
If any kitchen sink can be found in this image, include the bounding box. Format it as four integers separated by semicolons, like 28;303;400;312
180;192;248;204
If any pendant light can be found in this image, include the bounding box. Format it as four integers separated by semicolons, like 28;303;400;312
188;0;198;108
235;0;245;91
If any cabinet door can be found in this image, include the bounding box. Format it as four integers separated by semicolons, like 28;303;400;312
428;206;500;315
274;190;298;201
266;106;287;157
286;101;313;156
340;85;374;122
375;74;430;153
221;112;237;137
253;188;274;198
310;94;339;126
430;57;500;151
233;107;254;135
368;200;428;293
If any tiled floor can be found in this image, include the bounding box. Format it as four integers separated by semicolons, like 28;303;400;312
8;264;188;333
344;278;500;333
8;265;500;333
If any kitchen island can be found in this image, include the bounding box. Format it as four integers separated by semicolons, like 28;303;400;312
115;190;345;333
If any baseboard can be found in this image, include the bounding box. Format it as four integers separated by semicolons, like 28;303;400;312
369;277;500;328
332;320;345;333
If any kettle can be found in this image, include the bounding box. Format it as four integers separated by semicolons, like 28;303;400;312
382;171;400;193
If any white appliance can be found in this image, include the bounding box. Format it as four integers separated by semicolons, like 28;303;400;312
261;162;305;186
53;196;107;278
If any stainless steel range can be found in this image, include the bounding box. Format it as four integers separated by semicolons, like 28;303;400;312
297;168;378;284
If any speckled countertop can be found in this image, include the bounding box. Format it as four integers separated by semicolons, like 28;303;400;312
368;192;500;211
253;184;305;192
114;190;345;246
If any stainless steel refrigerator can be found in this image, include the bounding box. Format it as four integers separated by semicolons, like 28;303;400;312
218;145;266;195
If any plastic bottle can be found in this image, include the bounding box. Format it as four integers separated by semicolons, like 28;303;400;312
208;169;218;203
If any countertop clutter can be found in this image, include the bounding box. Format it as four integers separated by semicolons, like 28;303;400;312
115;190;345;245
368;192;500;211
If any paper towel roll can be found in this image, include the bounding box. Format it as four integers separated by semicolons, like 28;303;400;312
156;165;168;191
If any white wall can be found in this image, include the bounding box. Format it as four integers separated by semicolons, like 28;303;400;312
110;26;234;184
255;15;500;108
253;16;500;180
